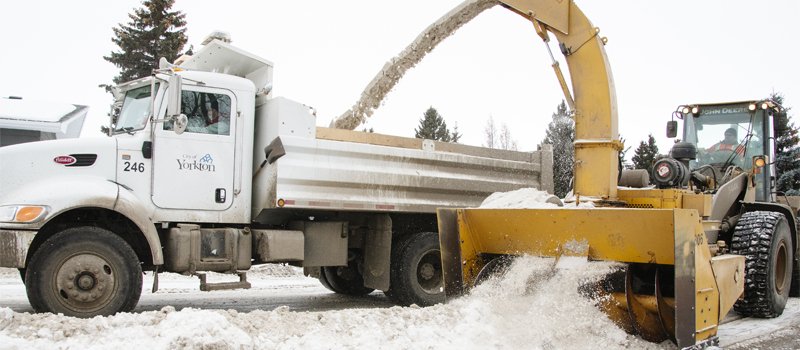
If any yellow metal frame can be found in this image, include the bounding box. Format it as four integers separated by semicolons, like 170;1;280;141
438;207;743;348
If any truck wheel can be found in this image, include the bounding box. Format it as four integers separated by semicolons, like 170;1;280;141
390;232;445;307
320;253;374;296
384;234;414;304
25;227;143;317
731;211;793;317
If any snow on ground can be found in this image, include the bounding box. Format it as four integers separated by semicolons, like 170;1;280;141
0;258;668;350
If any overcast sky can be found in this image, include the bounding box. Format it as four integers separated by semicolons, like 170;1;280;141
1;1;798;157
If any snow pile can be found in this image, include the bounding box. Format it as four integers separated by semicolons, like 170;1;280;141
245;263;304;279
331;0;499;129
480;187;562;208
0;256;665;349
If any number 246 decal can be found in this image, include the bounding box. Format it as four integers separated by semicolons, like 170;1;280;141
124;161;145;172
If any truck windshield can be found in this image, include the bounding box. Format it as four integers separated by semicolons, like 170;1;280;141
685;106;764;170
115;84;158;133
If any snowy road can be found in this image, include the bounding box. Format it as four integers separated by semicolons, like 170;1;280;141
1;263;798;349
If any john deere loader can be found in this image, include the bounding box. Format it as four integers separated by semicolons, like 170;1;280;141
437;1;799;348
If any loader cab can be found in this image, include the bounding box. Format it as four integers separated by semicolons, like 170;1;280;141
668;101;781;202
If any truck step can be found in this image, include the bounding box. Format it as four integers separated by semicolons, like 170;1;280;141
198;272;252;291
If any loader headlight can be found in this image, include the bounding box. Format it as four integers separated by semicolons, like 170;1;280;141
749;103;757;111
0;205;49;223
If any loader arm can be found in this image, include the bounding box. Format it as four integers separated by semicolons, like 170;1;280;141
437;1;745;348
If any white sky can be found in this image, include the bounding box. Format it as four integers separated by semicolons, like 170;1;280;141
1;1;798;157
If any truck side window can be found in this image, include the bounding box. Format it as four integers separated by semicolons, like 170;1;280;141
164;91;232;136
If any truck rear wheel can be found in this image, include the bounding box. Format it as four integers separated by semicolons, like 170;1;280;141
389;232;444;306
25;227;143;317
319;252;374;296
384;233;414;304
731;211;793;317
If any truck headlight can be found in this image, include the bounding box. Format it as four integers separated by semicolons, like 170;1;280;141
0;205;48;223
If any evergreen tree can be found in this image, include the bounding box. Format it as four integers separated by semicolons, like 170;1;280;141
632;134;659;182
772;92;800;195
103;0;188;91
540;100;574;198
414;107;458;142
450;122;462;143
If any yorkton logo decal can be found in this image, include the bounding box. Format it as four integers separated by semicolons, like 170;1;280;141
177;154;216;172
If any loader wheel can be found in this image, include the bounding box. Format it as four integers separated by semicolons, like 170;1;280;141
390;232;444;306
25;227;142;317
320;251;374;296
731;211;793;317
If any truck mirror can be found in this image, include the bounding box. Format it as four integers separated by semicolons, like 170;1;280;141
666;121;678;138
167;74;182;117
174;114;188;135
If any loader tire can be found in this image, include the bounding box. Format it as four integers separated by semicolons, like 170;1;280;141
731;211;793;318
320;252;375;296
389;232;444;307
25;227;142;318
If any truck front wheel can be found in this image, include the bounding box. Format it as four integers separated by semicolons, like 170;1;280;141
25;226;143;317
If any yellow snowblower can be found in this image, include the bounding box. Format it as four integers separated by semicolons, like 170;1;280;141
437;1;798;348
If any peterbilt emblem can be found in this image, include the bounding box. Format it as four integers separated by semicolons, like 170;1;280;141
53;156;77;165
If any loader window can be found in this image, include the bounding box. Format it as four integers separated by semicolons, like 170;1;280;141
689;109;764;170
164;90;232;136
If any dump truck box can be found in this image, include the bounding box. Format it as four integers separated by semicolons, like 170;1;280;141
252;97;553;220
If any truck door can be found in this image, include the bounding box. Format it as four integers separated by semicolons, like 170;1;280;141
152;86;237;210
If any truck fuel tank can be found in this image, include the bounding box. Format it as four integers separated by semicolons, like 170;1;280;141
164;224;252;273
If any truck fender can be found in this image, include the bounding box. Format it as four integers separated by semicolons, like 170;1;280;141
3;176;162;266
2;176;118;230
114;185;163;265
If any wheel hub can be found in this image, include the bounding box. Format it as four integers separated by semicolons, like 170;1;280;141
419;263;435;280
775;241;788;294
55;253;116;308
76;272;96;291
416;249;443;294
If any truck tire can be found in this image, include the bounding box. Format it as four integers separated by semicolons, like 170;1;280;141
731;211;793;317
389;232;445;307
384;234;414;304
25;226;143;317
320;253;374;296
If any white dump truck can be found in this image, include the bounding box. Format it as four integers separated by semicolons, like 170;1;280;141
0;34;553;317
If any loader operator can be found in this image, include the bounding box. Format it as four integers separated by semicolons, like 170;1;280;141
703;127;744;163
